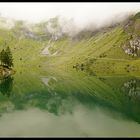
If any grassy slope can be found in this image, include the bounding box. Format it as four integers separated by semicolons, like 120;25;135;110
1;13;140;75
0;22;140;121
43;26;140;76
0;17;140;79
0;28;49;70
0;22;139;77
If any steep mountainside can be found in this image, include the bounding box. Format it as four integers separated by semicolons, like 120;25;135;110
41;12;140;76
0;13;140;75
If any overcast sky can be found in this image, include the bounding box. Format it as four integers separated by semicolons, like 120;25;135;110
0;2;140;28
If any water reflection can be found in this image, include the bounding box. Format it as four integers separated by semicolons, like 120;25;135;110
0;68;139;136
122;79;140;100
0;107;140;137
0;71;139;124
0;76;14;97
39;73;140;124
41;76;57;91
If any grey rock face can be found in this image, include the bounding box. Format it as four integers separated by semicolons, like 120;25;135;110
123;37;140;56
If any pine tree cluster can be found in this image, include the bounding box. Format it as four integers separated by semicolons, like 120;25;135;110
0;46;13;68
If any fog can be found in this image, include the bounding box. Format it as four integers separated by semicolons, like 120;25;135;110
0;105;140;137
0;3;140;37
0;3;140;27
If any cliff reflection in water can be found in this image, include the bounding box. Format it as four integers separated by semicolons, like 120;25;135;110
0;76;14;97
121;79;140;100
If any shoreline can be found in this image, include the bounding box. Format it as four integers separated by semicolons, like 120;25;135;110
0;65;15;79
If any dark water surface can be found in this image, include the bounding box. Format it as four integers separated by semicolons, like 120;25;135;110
0;68;140;137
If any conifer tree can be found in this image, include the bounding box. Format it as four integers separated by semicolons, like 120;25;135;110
0;49;6;66
0;45;13;68
5;46;13;67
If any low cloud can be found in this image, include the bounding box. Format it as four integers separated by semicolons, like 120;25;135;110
0;105;140;137
0;3;140;37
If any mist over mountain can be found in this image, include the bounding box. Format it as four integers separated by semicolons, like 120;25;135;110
0;2;140;39
0;10;136;41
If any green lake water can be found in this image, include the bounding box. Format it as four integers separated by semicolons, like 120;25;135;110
0;67;140;137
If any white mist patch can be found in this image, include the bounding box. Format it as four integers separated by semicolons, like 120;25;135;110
41;40;58;56
0;16;15;29
0;3;140;28
0;105;139;137
41;45;51;55
41;76;57;87
0;3;140;37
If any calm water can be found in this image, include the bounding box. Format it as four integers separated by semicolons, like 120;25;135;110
0;67;140;137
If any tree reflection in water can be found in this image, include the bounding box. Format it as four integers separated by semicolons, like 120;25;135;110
0;76;13;97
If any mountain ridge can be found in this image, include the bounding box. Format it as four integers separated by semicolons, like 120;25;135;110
0;12;140;75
